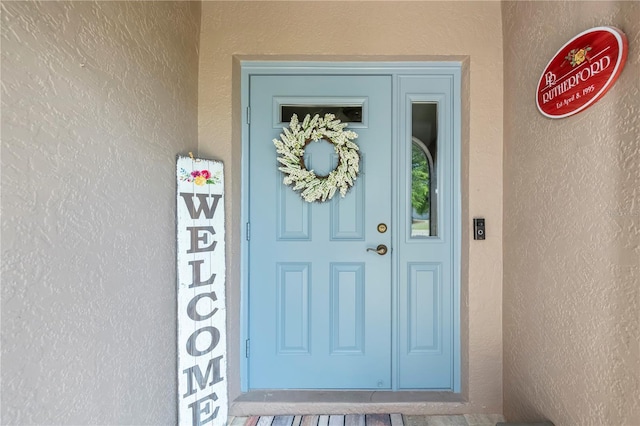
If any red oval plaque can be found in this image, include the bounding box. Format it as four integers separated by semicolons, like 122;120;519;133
536;26;628;119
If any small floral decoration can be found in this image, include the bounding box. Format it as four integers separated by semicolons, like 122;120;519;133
273;113;359;203
179;168;221;186
566;46;592;67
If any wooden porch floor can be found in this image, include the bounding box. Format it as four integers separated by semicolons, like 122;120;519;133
228;414;506;426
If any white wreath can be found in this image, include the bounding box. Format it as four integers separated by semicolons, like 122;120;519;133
273;113;359;203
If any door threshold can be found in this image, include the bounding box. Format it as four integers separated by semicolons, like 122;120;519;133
231;391;468;416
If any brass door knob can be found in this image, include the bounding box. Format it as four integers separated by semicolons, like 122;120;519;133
366;244;388;255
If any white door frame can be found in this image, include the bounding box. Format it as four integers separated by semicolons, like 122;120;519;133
240;60;462;393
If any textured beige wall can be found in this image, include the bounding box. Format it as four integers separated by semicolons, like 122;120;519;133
1;1;200;424
198;1;503;414
502;1;640;425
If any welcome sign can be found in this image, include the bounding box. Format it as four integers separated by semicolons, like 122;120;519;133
536;26;628;119
176;156;227;426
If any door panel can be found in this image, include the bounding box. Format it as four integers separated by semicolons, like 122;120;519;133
248;75;392;389
397;75;455;389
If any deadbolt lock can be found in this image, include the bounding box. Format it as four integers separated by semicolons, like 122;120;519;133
377;223;388;233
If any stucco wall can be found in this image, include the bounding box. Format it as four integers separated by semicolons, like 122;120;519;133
198;1;503;414
502;1;640;425
1;2;200;424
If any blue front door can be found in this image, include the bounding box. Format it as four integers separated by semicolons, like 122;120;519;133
247;70;458;390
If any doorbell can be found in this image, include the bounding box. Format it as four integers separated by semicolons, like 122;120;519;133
473;218;485;240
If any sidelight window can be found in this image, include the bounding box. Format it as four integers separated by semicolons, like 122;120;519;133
410;103;438;238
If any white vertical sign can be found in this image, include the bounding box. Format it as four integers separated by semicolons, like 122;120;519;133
176;156;227;426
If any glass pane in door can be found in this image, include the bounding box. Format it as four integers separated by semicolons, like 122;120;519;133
410;103;437;238
281;105;363;123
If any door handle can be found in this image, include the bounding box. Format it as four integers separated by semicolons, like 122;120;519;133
366;244;388;256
